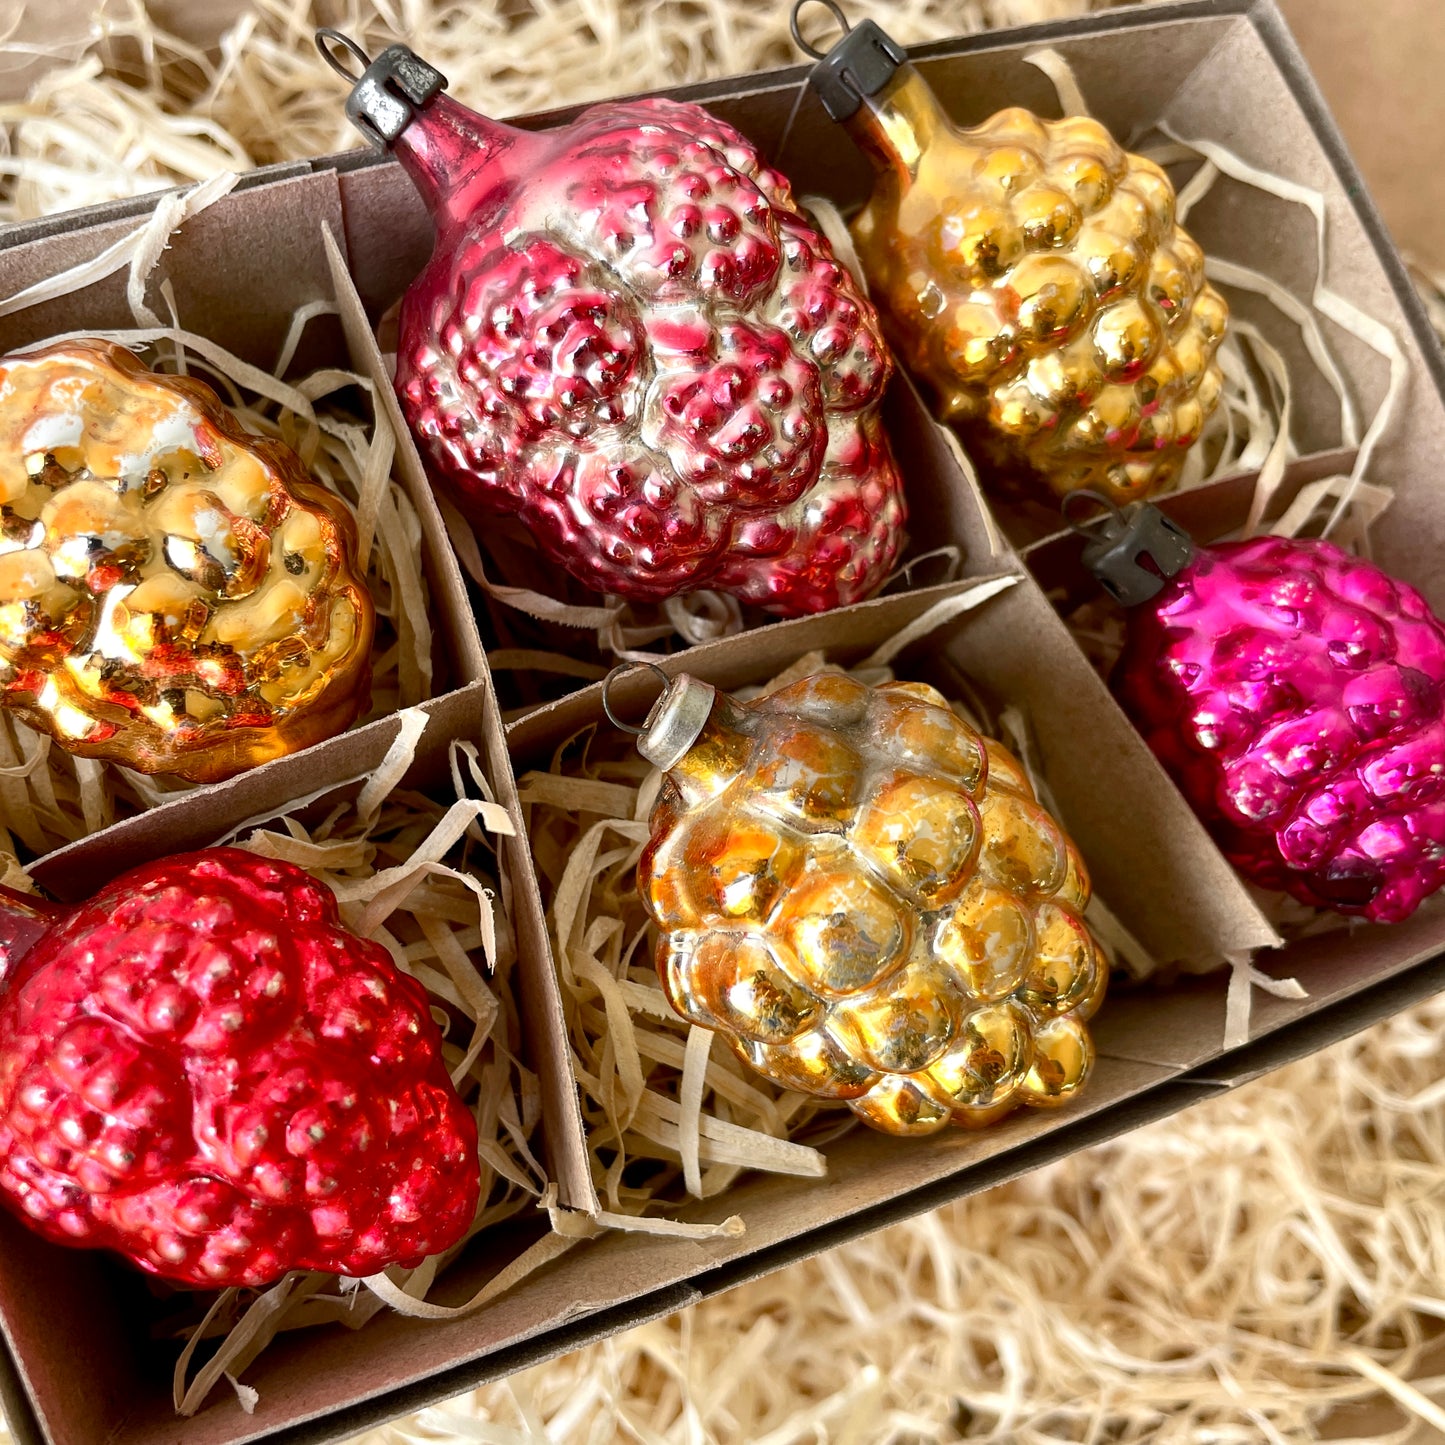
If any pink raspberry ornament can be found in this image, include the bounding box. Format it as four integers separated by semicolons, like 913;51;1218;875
0;848;479;1288
1082;499;1445;923
319;33;906;615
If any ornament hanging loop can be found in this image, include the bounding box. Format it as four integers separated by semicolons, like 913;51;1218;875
791;0;852;60
602;660;672;735
1061;488;1127;537
314;29;448;149
315;29;373;82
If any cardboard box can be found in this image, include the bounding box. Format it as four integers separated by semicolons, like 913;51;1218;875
1277;0;1445;272
1;1;1444;1441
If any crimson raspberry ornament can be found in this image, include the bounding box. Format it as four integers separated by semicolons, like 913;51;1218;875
317;30;906;615
793;1;1228;507
620;665;1106;1136
1079;496;1445;923
0;848;479;1287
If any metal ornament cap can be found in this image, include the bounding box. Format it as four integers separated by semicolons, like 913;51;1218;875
1069;492;1195;607
612;670;718;772
792;1;907;122
316;30;447;148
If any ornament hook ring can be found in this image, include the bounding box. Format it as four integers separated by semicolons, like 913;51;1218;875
602;660;672;736
1062;488;1127;536
315;28;374;82
790;0;852;59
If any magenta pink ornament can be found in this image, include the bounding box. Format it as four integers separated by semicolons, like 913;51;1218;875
319;33;906;616
1083;501;1445;923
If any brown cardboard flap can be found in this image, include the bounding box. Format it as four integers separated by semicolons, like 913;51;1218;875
1277;0;1445;273
0;171;349;377
337;212;596;1213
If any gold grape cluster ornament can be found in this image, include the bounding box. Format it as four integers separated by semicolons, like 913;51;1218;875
795;2;1228;506
623;666;1106;1136
0;341;374;781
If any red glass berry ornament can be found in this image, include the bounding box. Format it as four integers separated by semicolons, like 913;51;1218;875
1081;497;1445;922
317;31;906;615
0;848;479;1287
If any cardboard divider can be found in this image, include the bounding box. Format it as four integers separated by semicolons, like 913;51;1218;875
31;684;489;898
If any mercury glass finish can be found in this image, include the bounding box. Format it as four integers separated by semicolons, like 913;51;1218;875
1115;533;1445;923
0;341;373;781
379;73;908;615
637;672;1106;1136
840;65;1229;505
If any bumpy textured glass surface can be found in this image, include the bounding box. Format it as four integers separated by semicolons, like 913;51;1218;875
0;848;478;1288
0;341;373;782
638;674;1105;1136
846;71;1228;505
392;93;906;615
1116;535;1445;922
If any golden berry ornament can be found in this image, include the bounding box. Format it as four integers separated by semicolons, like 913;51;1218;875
794;2;1229;506
0;341;374;782
624;666;1106;1136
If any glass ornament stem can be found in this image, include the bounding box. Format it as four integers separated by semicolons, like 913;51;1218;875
393;94;527;235
843;67;942;180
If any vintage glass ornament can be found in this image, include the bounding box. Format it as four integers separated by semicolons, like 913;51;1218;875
1081;496;1445;922
0;340;374;782
318;31;906;616
0;847;479;1287
794;2;1228;506
622;666;1106;1136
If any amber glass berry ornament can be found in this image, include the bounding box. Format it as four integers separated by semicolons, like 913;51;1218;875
1080;495;1445;923
0;848;479;1288
622;666;1106;1135
0;341;374;782
317;30;906;616
794;2;1228;506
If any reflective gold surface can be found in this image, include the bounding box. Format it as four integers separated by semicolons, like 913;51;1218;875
0;341;373;781
846;72;1228;505
638;674;1106;1137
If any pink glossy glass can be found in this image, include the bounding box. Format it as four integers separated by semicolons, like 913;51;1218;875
389;92;907;615
1115;534;1445;922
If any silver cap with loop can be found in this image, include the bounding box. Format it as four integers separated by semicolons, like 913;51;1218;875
603;662;717;772
315;29;448;148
